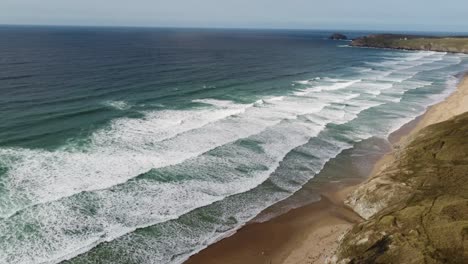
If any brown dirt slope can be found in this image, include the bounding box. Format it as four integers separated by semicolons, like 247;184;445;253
335;112;468;264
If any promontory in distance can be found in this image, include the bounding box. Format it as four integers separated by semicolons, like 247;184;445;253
350;34;468;54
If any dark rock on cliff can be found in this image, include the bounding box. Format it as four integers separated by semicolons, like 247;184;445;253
329;33;348;40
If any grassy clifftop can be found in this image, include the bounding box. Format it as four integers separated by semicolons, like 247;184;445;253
334;112;468;263
351;34;468;54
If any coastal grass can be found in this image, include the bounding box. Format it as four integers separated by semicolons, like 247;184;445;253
336;112;468;263
393;38;468;53
351;34;468;53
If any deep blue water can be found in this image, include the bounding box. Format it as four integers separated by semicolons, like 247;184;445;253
0;27;366;148
0;26;467;263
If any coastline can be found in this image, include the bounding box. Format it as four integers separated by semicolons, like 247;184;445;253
348;45;468;55
185;183;363;264
349;34;468;54
185;73;468;264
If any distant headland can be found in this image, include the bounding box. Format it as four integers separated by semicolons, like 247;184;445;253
350;34;468;54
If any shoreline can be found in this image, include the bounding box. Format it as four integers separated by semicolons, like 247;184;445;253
185;183;363;264
185;73;468;264
348;44;468;55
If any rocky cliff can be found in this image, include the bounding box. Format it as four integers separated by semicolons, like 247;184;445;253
333;112;468;263
351;34;468;54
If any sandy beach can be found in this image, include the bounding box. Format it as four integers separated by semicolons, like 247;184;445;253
185;183;362;264
186;73;468;264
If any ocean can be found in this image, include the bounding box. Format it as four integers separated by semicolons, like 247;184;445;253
0;26;467;264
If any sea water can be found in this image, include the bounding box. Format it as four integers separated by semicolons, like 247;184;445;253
0;26;467;263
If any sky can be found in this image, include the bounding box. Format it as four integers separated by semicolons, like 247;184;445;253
0;0;467;32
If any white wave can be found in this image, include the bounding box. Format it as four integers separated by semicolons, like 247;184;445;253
293;79;361;96
192;98;244;108
363;51;444;74
358;53;448;83
352;67;373;73
294;80;309;85
1;51;465;264
265;96;285;102
293;77;321;85
0;100;255;217
0;85;394;263
103;100;131;110
92;99;253;150
0;92;342;218
0;177;274;264
0;94;359;264
94;53;468;264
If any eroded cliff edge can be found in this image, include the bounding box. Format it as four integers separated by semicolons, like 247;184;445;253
333;112;468;263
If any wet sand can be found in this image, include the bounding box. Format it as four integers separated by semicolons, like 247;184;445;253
185;74;468;264
185;184;362;264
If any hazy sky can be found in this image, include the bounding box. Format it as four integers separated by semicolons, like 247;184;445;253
1;0;467;32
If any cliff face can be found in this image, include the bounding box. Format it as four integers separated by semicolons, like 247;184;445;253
351;34;468;54
334;112;468;263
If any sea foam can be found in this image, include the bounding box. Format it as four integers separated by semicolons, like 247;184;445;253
0;50;466;264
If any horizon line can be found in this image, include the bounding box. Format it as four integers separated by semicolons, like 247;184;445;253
1;23;468;34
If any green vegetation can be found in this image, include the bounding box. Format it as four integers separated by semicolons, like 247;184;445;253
335;112;468;263
351;34;468;53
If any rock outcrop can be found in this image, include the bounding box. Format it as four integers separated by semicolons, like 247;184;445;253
329;33;348;40
333;112;468;263
351;34;468;54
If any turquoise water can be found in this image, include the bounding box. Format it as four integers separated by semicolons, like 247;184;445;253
0;26;467;263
